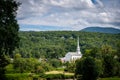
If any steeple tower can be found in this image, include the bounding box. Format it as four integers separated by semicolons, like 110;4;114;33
77;37;81;54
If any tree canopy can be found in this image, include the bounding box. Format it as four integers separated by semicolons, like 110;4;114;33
14;31;120;59
0;0;20;79
0;0;20;56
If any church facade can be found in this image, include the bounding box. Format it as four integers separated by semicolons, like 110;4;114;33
60;37;82;62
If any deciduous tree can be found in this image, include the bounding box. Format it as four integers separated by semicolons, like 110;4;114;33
75;57;102;80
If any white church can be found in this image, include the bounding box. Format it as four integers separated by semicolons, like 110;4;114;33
60;37;82;62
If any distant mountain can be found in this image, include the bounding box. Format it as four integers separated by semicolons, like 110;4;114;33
81;27;120;34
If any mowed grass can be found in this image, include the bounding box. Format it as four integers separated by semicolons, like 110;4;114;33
5;73;30;77
100;78;120;80
45;71;74;76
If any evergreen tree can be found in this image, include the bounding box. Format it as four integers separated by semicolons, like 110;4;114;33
0;0;20;79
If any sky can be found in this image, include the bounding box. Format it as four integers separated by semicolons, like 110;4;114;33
16;0;120;31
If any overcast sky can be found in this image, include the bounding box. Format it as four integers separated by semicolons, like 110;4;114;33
16;0;120;31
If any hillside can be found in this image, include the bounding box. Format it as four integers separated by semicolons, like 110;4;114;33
13;31;120;58
81;27;120;34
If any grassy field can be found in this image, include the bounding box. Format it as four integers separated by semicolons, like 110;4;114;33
5;73;41;80
45;70;74;76
45;71;120;80
5;72;120;80
100;78;120;80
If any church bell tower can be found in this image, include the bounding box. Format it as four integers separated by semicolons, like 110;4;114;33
76;37;81;54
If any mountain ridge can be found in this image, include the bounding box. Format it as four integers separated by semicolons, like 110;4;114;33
81;27;120;34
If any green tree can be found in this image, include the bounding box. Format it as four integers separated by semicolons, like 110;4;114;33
101;45;114;55
100;44;119;77
0;55;10;79
75;58;84;76
14;53;21;59
0;0;20;79
35;65;45;74
84;47;101;59
64;62;76;73
13;57;39;73
75;57;102;80
102;54;118;77
0;0;20;56
49;59;62;68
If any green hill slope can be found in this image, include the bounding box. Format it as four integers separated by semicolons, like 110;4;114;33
81;27;120;34
14;31;120;58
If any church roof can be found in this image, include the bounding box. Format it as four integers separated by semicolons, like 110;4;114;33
66;52;82;56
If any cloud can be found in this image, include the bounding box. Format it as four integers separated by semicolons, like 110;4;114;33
16;0;120;31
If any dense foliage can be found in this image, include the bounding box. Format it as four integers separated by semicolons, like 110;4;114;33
75;57;103;80
75;42;120;80
14;31;120;59
0;0;20;56
4;31;120;79
0;0;20;79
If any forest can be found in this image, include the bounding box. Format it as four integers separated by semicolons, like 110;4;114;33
14;31;120;59
2;31;120;80
6;31;119;80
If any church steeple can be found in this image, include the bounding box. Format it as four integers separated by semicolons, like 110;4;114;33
77;37;81;54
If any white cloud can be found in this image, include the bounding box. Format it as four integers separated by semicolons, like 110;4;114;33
16;0;120;31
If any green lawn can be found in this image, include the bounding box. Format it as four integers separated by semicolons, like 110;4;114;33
100;78;120;80
45;70;74;76
5;73;40;80
5;72;120;80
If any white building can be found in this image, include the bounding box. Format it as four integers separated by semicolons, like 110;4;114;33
61;37;82;62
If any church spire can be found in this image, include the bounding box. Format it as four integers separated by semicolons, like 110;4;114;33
77;37;81;54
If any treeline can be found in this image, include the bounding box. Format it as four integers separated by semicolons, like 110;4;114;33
6;31;120;80
13;31;120;59
75;43;120;80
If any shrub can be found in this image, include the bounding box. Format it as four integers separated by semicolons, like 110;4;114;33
5;73;31;80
